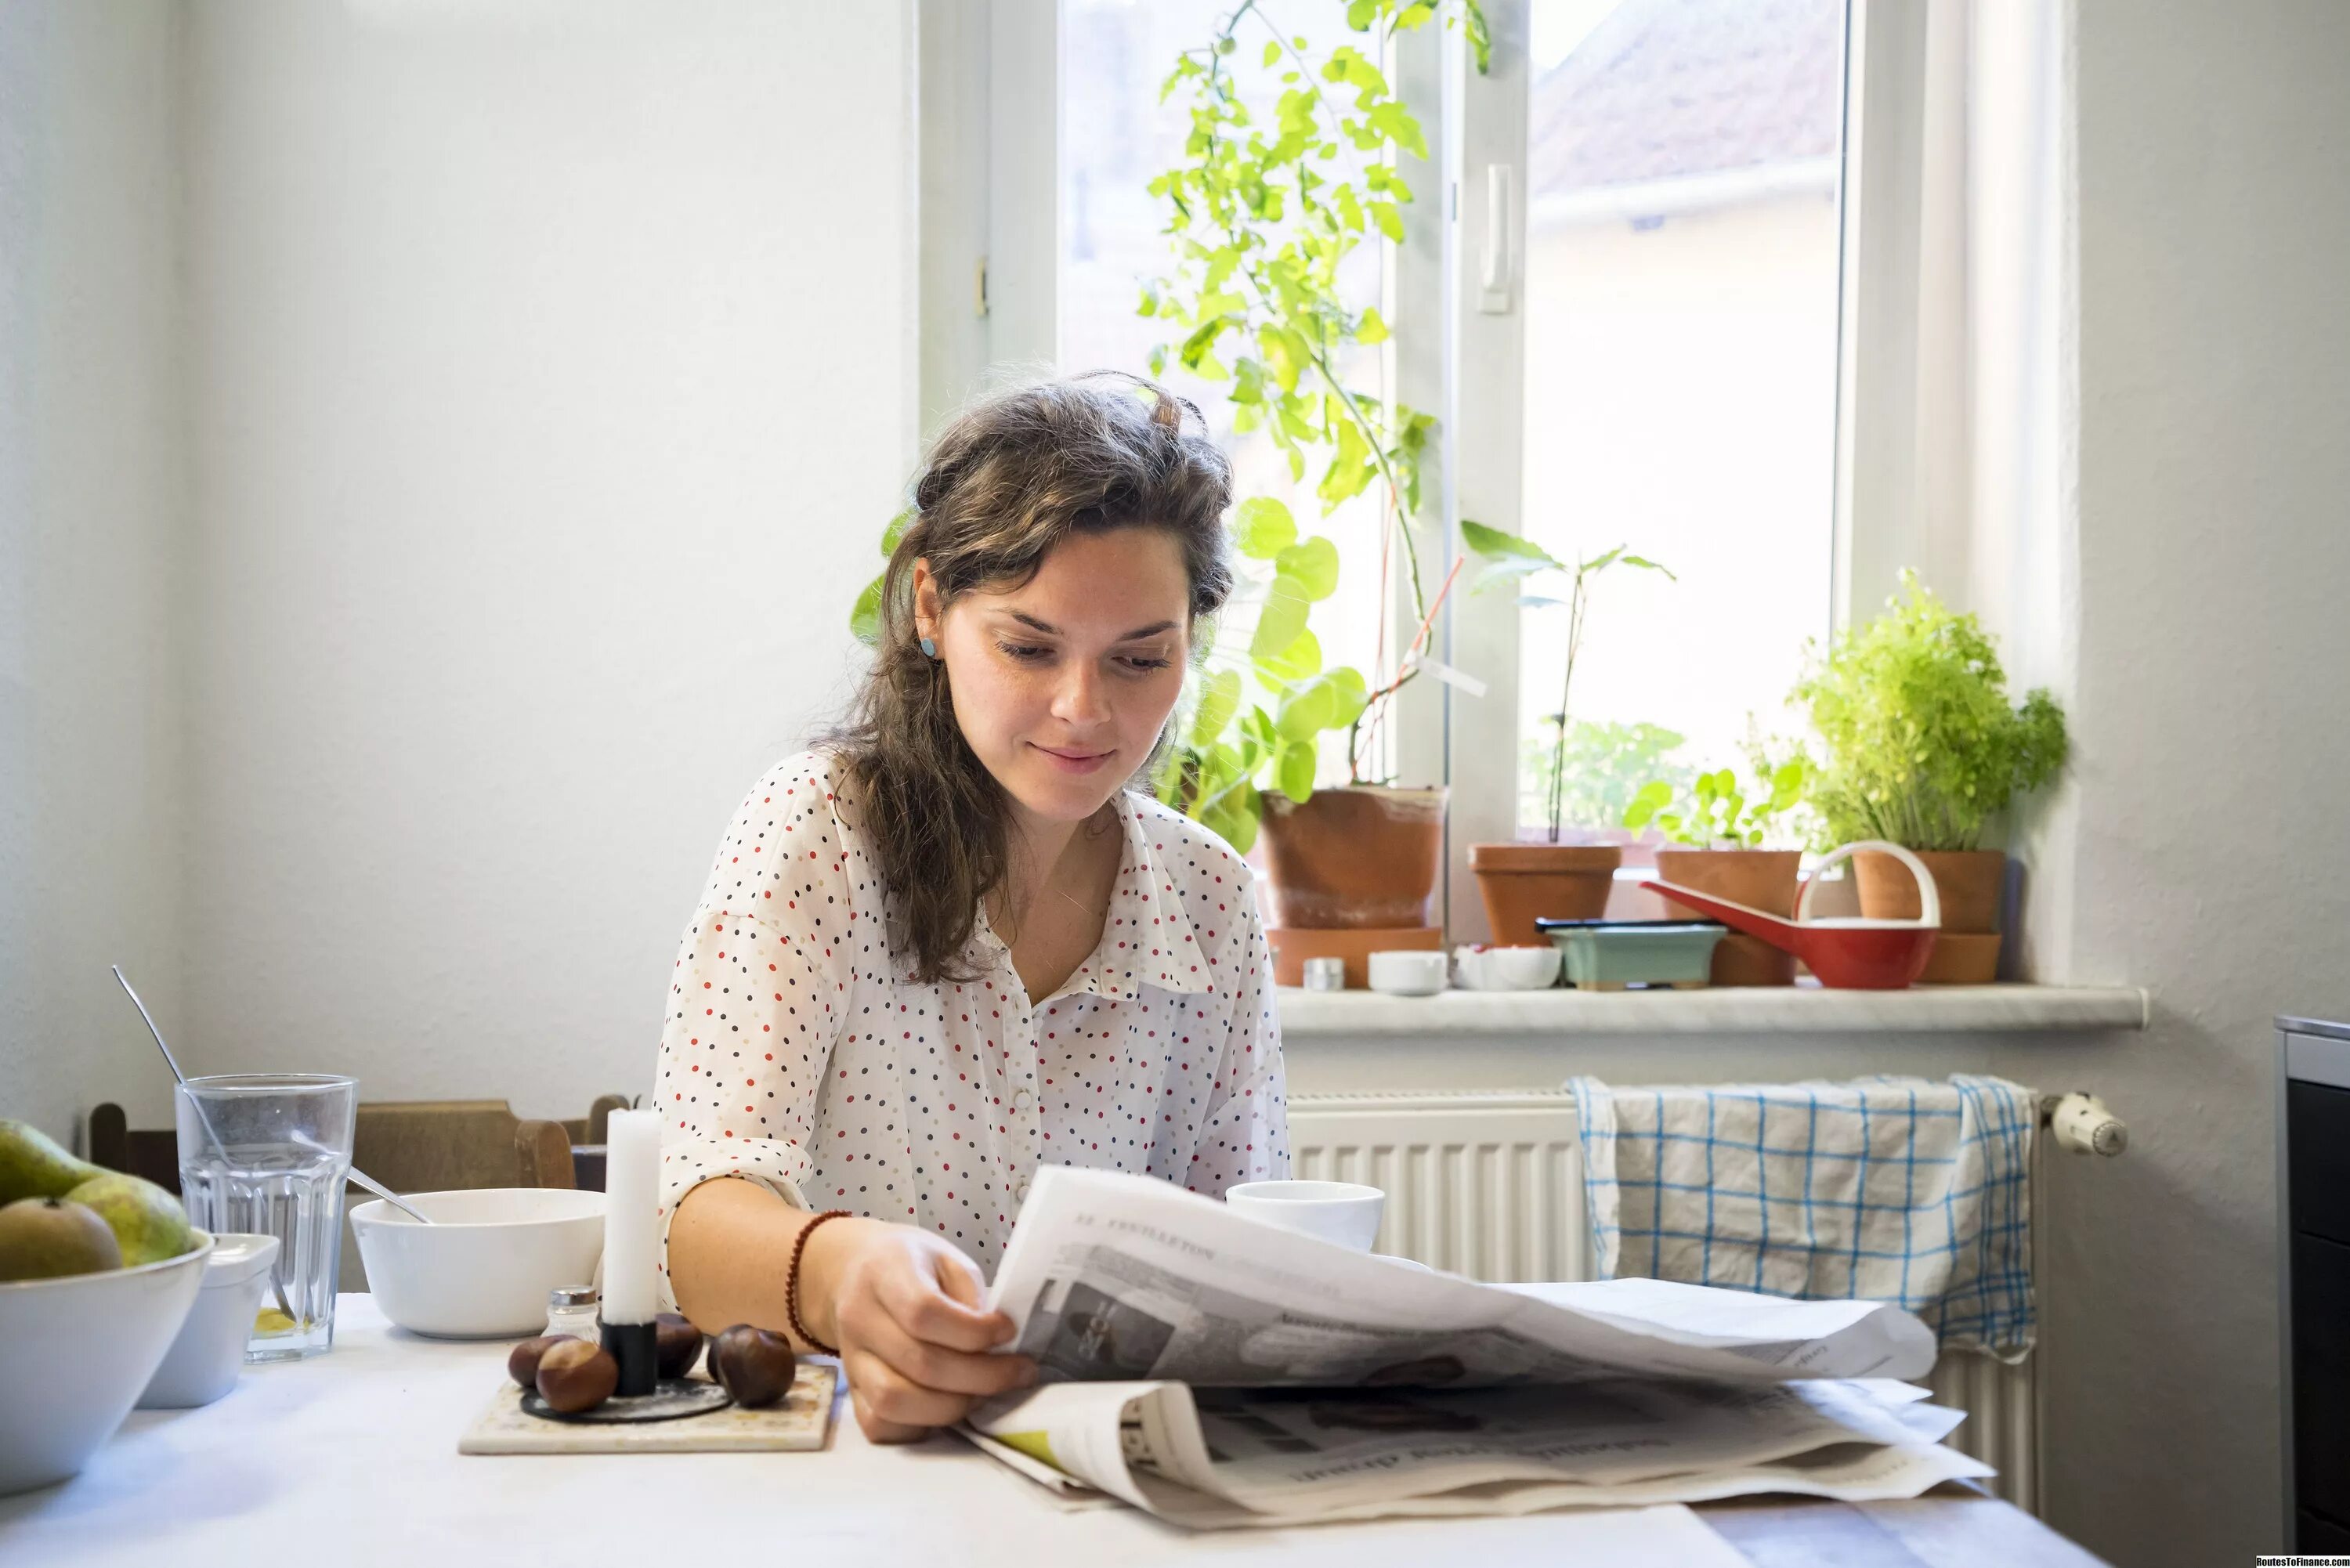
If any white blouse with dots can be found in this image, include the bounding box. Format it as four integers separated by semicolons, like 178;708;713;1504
651;748;1290;1299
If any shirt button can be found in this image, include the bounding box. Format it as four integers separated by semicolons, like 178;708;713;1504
1014;1176;1032;1205
1013;1089;1036;1115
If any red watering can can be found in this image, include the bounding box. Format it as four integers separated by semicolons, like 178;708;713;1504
1641;840;1941;989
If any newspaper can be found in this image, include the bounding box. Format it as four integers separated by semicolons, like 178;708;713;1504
985;1166;1936;1390
964;1376;1990;1528
964;1167;1977;1528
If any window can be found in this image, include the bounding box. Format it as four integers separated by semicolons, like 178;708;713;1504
952;0;1893;932
1512;0;1845;835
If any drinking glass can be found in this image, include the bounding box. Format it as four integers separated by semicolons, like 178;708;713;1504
175;1074;357;1360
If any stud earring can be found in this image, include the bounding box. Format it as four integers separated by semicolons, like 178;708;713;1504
919;636;938;659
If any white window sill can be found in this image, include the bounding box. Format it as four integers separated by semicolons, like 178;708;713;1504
1274;982;2148;1038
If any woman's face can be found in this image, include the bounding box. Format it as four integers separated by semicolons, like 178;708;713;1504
916;528;1192;830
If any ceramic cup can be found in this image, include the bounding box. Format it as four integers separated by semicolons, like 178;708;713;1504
1224;1180;1386;1252
1366;949;1449;996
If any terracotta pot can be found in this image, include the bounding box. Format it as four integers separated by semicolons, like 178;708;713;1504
1652;848;1802;986
1258;786;1446;930
1468;843;1622;948
1856;848;2007;983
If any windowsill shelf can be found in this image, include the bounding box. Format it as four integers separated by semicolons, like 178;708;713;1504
1275;982;2147;1038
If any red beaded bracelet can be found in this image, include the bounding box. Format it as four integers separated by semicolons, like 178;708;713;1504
786;1209;853;1356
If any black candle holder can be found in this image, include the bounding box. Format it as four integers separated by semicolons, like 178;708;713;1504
601;1318;658;1398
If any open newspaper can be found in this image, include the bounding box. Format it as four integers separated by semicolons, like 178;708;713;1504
968;1167;1984;1526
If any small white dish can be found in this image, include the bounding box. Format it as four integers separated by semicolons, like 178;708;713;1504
1225;1180;1386;1252
1366;949;1448;996
350;1187;605;1339
1452;944;1563;991
0;1230;215;1495
139;1232;280;1409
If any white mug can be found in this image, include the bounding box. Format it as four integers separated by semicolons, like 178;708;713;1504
1224;1180;1386;1252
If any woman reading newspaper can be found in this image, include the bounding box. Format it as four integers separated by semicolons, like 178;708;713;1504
655;374;1291;1443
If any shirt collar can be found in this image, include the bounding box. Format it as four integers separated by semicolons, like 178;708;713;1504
1047;797;1213;1002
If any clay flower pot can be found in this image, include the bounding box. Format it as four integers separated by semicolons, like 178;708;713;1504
1855;847;2007;983
1258;786;1446;930
1652;848;1802;986
1468;843;1622;948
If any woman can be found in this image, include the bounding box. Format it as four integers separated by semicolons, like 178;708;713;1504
655;373;1290;1443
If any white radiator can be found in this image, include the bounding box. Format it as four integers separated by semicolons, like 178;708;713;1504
1289;1089;2044;1516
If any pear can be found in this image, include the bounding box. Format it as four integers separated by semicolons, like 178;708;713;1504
63;1171;193;1266
0;1118;106;1203
0;1196;124;1281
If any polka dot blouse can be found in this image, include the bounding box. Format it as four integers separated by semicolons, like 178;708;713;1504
652;748;1290;1295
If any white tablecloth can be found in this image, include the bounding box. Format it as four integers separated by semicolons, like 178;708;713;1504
0;1296;1742;1568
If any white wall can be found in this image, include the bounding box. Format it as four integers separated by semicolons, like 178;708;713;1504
0;1;190;1144
170;0;917;1119
1990;2;2350;1561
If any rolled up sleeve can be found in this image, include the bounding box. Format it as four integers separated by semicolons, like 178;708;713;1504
652;761;851;1306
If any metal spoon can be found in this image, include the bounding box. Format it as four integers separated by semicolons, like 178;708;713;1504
291;1131;434;1226
109;965;297;1322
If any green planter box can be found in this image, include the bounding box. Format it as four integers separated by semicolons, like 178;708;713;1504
1535;919;1728;992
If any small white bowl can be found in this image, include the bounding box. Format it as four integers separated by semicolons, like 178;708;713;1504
1452;944;1564;991
138;1232;280;1409
1226;1180;1386;1252
1366;949;1449;996
0;1230;215;1496
350;1187;605;1339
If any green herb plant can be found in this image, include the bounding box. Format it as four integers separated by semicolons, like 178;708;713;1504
1461;520;1672;843
1623;758;1809;848
1790;571;2069;851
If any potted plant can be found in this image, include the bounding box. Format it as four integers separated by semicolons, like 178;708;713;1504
1788;572;2069;983
1624;757;1810;985
1459;522;1672;945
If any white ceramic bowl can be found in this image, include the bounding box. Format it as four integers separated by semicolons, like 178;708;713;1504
350;1187;605;1339
0;1230;215;1495
1452;944;1564;991
1225;1180;1386;1251
138;1232;280;1409
1366;949;1449;996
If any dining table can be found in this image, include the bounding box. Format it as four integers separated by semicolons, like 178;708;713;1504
0;1295;2108;1567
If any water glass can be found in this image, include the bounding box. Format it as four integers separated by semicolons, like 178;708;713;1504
175;1074;357;1361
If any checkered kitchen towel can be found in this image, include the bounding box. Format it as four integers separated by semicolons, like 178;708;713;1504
1565;1075;2037;1356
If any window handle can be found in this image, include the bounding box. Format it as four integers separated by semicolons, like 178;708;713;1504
1479;163;1513;314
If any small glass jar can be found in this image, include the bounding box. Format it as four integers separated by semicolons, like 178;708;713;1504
544;1284;600;1340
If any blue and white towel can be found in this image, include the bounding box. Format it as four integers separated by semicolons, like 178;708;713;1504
1565;1075;2036;1356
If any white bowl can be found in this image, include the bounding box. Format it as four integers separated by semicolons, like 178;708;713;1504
138;1232;280;1409
350;1187;605;1339
1366;949;1449;996
0;1230;215;1495
1452;944;1564;991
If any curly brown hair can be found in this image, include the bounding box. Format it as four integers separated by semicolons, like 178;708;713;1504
822;371;1235;984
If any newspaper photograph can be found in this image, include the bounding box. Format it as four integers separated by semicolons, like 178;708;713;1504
985;1166;1936;1391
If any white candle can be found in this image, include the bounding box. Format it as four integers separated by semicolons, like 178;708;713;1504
601;1108;660;1326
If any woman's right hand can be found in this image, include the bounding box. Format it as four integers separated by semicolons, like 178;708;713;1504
804;1217;1041;1443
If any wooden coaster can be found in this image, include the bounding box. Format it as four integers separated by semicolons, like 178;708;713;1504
519;1378;732;1424
459;1364;837;1454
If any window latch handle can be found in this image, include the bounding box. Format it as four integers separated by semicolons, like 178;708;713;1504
1479;163;1513;314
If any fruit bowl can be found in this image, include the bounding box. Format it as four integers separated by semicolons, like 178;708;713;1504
351;1187;606;1339
0;1230;215;1494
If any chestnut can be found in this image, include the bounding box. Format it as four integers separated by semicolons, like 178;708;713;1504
535;1337;619;1413
709;1323;796;1409
653;1312;705;1382
508;1334;579;1391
